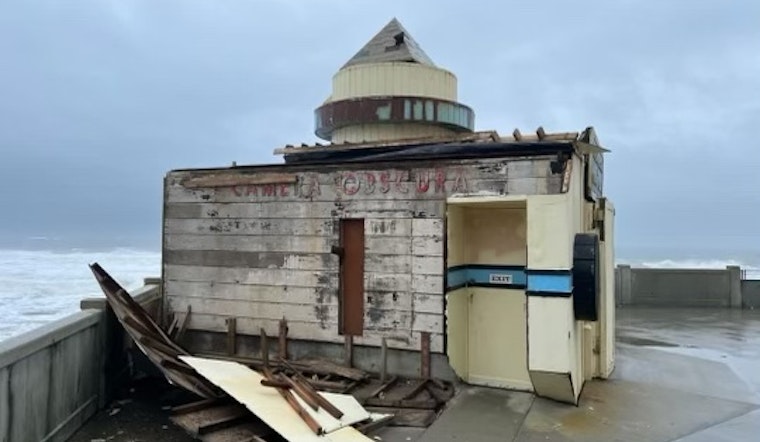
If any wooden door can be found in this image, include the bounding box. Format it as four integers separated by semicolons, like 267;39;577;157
468;289;531;390
340;219;364;336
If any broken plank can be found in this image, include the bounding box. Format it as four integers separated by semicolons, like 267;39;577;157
197;407;250;435
294;358;368;381
171;399;221;415
279;317;289;360
368;376;398;399
226;317;237;356
281;359;344;419
403;380;429;400
174;305;192;342
362;397;438;410
355;413;395;434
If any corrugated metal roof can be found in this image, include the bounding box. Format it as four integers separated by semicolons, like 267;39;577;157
342;18;436;69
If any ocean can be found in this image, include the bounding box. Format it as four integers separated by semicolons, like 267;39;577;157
0;245;757;343
0;247;161;342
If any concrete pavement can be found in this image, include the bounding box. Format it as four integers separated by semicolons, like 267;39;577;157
377;307;760;441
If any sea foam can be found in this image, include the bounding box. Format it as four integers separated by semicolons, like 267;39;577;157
0;248;160;341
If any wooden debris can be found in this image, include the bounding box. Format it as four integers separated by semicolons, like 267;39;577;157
260;328;269;368
226;317;237;356
354;414;394;434
261;367;324;435
280;359;344;419
173;306;191;342
344;335;353;368
278;318;288;360
380;338;388;382
170;401;273;441
367;376;397;399
89;263;218;399
403;380;430;401
420;332;431;379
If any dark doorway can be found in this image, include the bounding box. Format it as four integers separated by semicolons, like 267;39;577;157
339;219;365;336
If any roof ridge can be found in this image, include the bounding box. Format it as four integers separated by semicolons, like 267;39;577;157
341;18;436;69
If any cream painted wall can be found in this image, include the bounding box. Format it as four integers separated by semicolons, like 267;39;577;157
468;288;531;390
526;195;573;270
332;62;457;101
333;123;456;144
445;288;469;380
447;205;465;267
464;208;526;265
599;200;616;378
527;296;574;372
445;203;530;389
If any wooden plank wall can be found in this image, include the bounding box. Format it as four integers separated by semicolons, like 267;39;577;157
162;157;562;353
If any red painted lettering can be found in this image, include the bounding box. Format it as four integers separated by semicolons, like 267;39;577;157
379;171;391;193
343;173;360;195
364;172;376;194
246;185;258;196
279;183;289;197
231;185;244;197
262;184;275;196
416;170;430;193
395;170;409;193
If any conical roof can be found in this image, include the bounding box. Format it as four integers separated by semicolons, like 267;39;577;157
341;18;436;69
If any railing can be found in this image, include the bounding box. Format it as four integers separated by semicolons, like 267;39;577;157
0;280;160;442
741;269;760;280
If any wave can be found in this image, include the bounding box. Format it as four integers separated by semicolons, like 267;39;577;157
0;248;161;342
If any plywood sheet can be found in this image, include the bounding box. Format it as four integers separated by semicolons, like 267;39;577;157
179;356;373;442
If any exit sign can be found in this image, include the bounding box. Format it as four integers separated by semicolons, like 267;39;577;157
489;274;513;285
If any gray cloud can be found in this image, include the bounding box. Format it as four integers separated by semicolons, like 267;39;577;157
1;0;758;258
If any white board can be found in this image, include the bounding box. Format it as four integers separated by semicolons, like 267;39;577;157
179;356;373;442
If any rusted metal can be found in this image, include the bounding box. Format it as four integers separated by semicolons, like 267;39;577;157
340;219;365;336
420;332;431;379
280;358;345;419
314;96;475;140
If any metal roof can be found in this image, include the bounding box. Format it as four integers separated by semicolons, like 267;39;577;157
341;18;436;69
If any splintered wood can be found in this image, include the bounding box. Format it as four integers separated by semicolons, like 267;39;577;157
90;264;454;441
179;356;377;442
89;263;218;399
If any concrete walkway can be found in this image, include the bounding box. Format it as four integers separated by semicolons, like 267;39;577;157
378;307;760;441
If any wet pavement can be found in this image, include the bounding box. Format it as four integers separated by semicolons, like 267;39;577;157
391;307;760;442
71;307;760;441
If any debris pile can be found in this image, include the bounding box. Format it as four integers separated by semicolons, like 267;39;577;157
90;264;454;441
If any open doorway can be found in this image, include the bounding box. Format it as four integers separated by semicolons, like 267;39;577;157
446;199;532;390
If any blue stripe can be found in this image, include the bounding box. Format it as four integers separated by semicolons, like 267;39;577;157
447;267;469;289
446;265;527;290
526;272;573;294
446;265;572;295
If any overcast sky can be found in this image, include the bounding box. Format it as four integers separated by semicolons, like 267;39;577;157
0;0;758;258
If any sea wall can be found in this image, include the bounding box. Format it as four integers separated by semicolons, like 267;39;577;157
741;280;760;309
615;266;744;308
0;280;160;442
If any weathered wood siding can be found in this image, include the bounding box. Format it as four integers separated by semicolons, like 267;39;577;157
163;157;563;352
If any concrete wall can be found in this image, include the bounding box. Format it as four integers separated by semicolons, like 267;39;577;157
0;282;160;442
616;266;743;308
741;280;760;309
